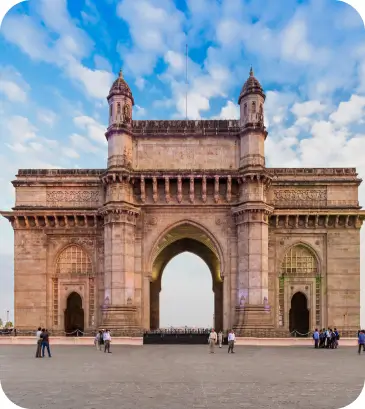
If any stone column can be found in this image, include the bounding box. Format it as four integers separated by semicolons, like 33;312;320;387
101;206;140;331
233;204;273;330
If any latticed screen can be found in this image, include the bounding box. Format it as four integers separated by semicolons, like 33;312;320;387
56;245;92;276
281;245;317;276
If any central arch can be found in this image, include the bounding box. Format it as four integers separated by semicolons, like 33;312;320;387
64;292;84;335
289;292;309;336
148;221;224;331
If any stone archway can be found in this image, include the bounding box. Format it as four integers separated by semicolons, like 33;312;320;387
148;222;224;331
289;292;309;336
64;292;85;336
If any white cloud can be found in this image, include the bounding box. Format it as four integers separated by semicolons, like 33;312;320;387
37;109;58;127
280;19;313;63
291;101;327;118
73;116;107;144
214;101;239;119
0;66;30;103
329;95;365;127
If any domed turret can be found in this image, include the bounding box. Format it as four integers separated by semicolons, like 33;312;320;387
107;70;134;103
238;67;265;104
238;67;265;128
107;70;134;128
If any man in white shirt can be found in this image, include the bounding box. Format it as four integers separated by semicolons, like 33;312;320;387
35;327;42;358
103;329;112;353
208;329;217;353
228;329;235;353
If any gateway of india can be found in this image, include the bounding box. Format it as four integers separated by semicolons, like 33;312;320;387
2;69;364;336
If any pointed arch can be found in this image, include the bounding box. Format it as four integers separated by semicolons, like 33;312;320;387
280;242;320;277
55;244;93;277
147;219;225;280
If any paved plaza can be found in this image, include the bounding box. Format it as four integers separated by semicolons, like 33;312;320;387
0;344;364;409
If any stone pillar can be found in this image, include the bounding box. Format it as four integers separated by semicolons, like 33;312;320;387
233;204;273;330
101;206;140;331
150;279;161;330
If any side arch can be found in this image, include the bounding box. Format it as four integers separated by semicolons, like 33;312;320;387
280;241;321;277
54;244;93;277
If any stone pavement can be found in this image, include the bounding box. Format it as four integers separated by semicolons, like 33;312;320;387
0;345;363;409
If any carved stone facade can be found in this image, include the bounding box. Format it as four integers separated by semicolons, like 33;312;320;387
2;69;364;336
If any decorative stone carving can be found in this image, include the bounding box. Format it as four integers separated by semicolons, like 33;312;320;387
164;177;170;203
123;104;132;124
226;176;232;202
214;176;219;203
152;177;158;203
47;190;100;206
202;176;207;203
189;177;194;203
140;176;145;203
272;189;327;207
177;176;182;203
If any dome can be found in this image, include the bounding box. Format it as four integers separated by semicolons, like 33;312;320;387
238;67;265;104
107;70;134;104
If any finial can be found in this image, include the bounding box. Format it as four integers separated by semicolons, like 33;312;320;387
119;69;123;79
250;66;254;77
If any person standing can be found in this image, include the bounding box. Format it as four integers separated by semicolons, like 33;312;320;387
94;332;100;350
103;329;112;353
313;328;319;349
333;328;340;349
35;327;42;358
228;329;236;353
358;330;365;354
218;331;223;348
208;329;217;353
41;329;51;358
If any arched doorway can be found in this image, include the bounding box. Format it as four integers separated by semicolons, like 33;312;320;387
149;223;224;331
289;292;309;336
159;252;214;328
64;292;84;336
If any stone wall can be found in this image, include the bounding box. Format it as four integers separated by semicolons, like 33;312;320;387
14;229;48;329
326;229;360;329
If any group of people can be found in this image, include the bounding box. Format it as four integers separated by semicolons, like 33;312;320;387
94;329;112;353
312;328;340;349
208;329;236;353
35;327;51;358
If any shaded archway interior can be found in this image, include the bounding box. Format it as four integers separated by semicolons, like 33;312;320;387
289;292;309;337
150;224;223;331
64;292;85;336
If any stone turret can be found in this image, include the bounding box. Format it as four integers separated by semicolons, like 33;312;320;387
238;68;267;169
105;70;134;169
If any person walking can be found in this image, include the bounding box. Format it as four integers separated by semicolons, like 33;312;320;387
228;329;236;353
35;327;42;358
94;331;101;350
208;329;217;353
358;330;365;354
313;328;319;349
41;329;51;358
218;331;223;348
103;329;112;353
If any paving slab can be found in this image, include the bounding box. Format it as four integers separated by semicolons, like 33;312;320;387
0;345;364;409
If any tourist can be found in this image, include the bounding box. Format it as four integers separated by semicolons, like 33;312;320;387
312;328;319;348
208;328;217;353
35;327;42;358
218;330;223;348
326;328;331;348
99;329;105;350
228;329;235;353
41;329;51;358
333;328;340;349
319;329;325;348
94;331;100;350
358;330;365;354
103;329;112;353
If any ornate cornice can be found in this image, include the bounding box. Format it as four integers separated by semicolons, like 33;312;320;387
1;210;101;229
98;204;140;225
269;212;365;229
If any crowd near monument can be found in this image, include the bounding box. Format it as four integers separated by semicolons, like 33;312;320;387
1;68;364;337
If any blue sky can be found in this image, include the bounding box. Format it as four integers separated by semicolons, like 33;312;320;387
0;0;365;327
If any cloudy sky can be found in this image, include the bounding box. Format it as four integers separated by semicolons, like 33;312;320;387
0;0;364;328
